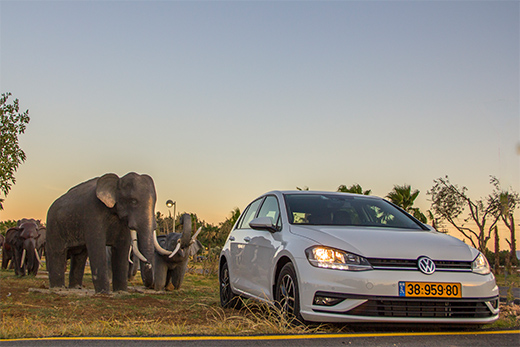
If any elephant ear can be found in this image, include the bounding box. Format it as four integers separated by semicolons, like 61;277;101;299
96;173;119;208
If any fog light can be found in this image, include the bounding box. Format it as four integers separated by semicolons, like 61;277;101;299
313;295;344;306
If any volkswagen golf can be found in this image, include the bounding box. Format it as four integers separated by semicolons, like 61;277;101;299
219;191;499;324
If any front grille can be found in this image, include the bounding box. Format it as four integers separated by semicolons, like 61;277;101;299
313;293;499;319
349;298;496;318
367;258;472;272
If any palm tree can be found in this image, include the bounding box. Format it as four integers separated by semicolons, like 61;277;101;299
489;176;519;266
386;184;427;223
337;184;371;195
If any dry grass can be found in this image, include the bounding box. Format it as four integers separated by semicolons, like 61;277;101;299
0;266;518;340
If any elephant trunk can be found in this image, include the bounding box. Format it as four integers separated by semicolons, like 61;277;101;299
180;214;192;249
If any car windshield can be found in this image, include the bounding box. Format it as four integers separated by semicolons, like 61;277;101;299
284;193;424;230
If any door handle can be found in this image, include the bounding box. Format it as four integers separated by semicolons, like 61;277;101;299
244;237;251;243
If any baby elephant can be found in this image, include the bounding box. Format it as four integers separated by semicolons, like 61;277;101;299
154;214;201;291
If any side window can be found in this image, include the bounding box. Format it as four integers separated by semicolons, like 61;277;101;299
237;198;263;229
257;196;281;229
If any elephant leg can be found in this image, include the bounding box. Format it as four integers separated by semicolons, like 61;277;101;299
1;250;9;269
111;246;130;292
153;256;168;291
13;250;25;276
170;259;188;290
47;249;67;288
69;249;88;288
86;240;110;293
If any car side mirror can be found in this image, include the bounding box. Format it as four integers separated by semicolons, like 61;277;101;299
249;217;278;233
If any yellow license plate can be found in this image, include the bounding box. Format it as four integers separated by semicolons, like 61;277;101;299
399;281;461;298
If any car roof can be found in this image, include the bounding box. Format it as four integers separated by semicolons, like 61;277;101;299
263;190;381;200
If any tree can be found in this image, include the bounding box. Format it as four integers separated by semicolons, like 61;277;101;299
488;176;519;266
337;184;371;195
386;184;427;223
428;176;500;252
0;93;30;210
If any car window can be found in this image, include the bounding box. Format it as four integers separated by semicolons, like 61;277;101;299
284;193;423;230
237;198;263;229
257;195;281;229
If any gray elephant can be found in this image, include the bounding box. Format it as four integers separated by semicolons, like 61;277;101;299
2;219;43;276
154;213;202;291
46;172;173;293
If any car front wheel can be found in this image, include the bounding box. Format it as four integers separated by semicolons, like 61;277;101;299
275;262;304;324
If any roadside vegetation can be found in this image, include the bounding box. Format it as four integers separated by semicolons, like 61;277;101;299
0;262;518;340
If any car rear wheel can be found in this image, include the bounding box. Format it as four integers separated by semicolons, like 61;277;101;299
219;261;242;309
275;262;304;324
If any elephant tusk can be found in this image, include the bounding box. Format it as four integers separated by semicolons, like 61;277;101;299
128;246;133;264
130;229;149;263
21;249;26;268
168;240;181;258
34;249;41;266
190;227;202;244
153;230;173;256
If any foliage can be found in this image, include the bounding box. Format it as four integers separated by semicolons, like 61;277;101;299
485;248;519;269
428;176;499;252
386;184;427;223
0;220;17;236
337;183;371;195
0;93;30;210
154;208;240;250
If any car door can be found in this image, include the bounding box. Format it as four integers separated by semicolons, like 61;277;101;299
228;197;264;293
240;195;282;300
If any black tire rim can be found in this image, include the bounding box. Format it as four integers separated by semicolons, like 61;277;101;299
220;264;232;305
279;273;296;317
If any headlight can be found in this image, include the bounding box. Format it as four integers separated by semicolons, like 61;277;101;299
305;246;372;271
472;252;490;275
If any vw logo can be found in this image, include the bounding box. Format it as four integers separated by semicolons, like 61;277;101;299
417;256;436;275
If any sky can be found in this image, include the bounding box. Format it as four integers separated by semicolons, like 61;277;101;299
0;1;518;238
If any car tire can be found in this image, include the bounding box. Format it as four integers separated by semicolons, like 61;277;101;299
219;261;242;309
275;262;304;324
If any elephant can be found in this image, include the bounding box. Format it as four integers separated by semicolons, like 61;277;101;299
154;213;202;291
46;172;173;293
2;219;43;276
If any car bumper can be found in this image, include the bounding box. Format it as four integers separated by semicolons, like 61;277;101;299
296;260;500;323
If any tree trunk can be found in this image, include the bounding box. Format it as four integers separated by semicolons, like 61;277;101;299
494;226;500;275
510;215;516;265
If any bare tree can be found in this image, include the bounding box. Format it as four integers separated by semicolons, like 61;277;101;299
428;176;499;252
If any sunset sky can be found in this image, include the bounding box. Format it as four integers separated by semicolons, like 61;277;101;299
1;1;518;240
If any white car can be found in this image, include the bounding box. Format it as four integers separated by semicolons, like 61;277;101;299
219;191;499;324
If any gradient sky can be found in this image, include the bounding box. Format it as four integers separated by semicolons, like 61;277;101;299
0;1;518;233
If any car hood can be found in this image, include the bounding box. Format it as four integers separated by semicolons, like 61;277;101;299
289;225;478;261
